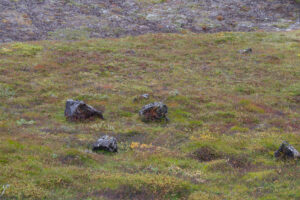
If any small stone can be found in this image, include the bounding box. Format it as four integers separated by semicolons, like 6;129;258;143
92;135;118;153
126;50;136;55
217;15;224;21
133;94;150;102
274;141;300;159
64;99;104;121
146;13;160;22
139;102;168;122
169;89;179;96
141;94;149;99
239;48;252;54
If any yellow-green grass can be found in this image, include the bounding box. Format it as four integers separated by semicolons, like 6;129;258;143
0;31;300;199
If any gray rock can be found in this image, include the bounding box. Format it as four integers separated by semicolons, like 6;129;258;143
133;94;150;102
141;94;149;99
274;141;300;159
139;102;168;122
239;48;252;54
169;89;179;96
92;135;118;153
64;99;104;121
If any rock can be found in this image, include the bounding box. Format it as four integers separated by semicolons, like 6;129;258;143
133;94;149;102
64;99;104;121
239;48;252;54
169;89;179;96
92;135;118;153
217;15;224;21
125;50;136;55
141;94;149;99
139;102;168;122
146;13;160;22
274;141;300;159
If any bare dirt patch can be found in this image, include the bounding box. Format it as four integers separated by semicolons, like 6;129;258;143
191;146;222;162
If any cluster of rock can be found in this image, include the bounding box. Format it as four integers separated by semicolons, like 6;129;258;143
64;98;168;153
64;99;300;158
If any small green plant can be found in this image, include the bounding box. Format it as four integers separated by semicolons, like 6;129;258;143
235;85;256;95
189;120;204;127
0;85;15;98
0;43;43;56
0;184;10;198
16;119;35;126
230;125;249;133
286;83;300;97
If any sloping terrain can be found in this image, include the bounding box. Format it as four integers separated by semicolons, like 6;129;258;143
0;0;300;42
0;31;300;199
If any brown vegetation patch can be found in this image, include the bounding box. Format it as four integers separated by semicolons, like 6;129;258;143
227;154;252;170
255;103;284;116
58;154;86;166
264;55;281;64
90;185;157;200
191;146;222;162
287;120;300;130
113;131;150;144
292;95;300;103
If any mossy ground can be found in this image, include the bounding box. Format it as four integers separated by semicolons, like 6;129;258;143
0;31;300;199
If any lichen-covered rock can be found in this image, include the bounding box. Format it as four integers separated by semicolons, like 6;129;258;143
64;99;103;121
139;102;168;122
92;135;118;153
274;141;300;159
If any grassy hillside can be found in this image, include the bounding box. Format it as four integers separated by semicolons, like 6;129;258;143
0;31;300;199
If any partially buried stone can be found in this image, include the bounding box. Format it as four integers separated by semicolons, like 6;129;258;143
274;141;300;159
239;48;252;54
92;135;118;153
133;93;149;102
141;94;149;99
64;99;104;121
139;102;168;122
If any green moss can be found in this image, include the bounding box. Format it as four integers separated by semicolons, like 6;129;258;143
285;83;300;97
243;170;277;182
16;119;35;126
230;126;249;133
0;84;15;98
235;85;256;95
0;43;43;56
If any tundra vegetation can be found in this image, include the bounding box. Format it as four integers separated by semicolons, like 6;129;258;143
0;31;300;199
